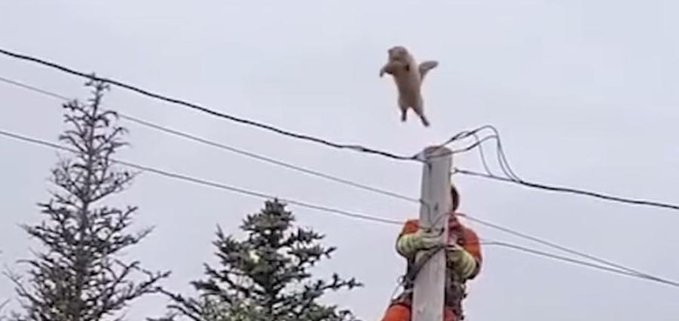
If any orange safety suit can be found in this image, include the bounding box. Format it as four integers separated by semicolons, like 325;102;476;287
380;212;482;321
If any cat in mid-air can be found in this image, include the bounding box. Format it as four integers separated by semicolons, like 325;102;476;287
380;46;438;127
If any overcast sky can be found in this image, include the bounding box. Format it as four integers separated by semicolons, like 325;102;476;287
1;1;678;320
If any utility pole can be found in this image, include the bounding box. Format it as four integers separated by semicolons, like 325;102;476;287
412;146;453;321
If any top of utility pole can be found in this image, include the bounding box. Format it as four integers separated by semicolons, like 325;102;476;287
412;146;453;321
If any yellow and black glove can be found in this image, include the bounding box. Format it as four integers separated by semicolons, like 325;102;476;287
396;229;441;257
446;243;477;280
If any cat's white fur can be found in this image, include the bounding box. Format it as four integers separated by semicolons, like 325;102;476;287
380;46;438;127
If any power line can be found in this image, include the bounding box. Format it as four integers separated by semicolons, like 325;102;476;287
446;128;679;286
3;72;679;291
440;125;520;181
3;127;679;290
0;75;70;101
9;74;670;284
483;240;679;288
0;75;421;205
462;215;679;287
449;129;679;286
6;47;676;212
0;128;403;226
445;124;679;213
122;116;422;204
0;47;421;163
482;240;636;276
443;125;679;286
454;168;679;212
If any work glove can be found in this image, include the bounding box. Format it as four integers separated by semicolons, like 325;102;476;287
446;244;477;280
396;229;441;257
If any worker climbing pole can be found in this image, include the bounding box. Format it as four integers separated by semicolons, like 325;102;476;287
379;146;483;321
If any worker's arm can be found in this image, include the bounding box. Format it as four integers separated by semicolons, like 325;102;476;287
447;226;482;280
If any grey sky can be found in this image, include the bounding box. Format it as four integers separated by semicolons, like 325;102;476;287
1;1;678;320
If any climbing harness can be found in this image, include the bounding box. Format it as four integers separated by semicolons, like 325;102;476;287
390;222;470;320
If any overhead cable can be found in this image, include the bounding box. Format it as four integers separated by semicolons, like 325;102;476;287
485;240;679;288
0;75;420;204
0;47;421;163
462;215;679;287
3;67;679;290
455;168;679;212
0;128;402;226
447;125;679;212
7;47;674;213
2;127;678;290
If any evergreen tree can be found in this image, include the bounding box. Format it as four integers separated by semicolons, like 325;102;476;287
0;299;8;320
7;80;170;321
159;199;362;321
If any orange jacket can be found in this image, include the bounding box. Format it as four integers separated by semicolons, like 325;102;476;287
397;212;483;280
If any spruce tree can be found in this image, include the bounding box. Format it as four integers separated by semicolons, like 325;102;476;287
0;300;8;320
7;80;170;321
160;199;362;321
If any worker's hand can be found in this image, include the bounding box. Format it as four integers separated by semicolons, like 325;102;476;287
446;244;477;279
396;229;441;256
417;229;442;249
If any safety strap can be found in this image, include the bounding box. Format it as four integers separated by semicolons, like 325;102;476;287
402;243;446;288
397;232;468;319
